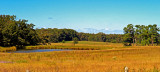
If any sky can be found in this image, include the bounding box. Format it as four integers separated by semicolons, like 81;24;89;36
1;0;160;34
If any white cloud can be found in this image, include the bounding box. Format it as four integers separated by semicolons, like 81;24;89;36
105;27;109;30
43;27;47;29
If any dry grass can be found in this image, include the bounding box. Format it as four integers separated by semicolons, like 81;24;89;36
26;41;124;50
0;42;160;72
0;46;16;52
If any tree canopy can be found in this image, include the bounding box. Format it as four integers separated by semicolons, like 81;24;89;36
123;24;160;46
0;15;40;48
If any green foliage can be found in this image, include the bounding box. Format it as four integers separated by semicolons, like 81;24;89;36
2;15;159;47
123;42;131;46
36;28;124;43
62;40;65;43
0;15;40;48
123;24;135;45
73;37;79;45
106;34;123;43
88;32;106;42
123;24;160;46
36;28;78;43
77;32;90;41
141;40;146;46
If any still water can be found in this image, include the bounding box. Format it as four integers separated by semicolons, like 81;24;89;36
9;49;71;53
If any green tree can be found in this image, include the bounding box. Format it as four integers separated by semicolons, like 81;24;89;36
62;40;65;43
123;24;160;46
96;32;106;42
62;40;65;45
123;24;135;46
148;24;159;46
73;37;79;45
0;15;40;48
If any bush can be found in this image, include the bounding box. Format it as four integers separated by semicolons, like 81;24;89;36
123;43;131;46
73;37;79;45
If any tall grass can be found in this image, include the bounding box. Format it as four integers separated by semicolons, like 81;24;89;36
0;45;160;71
0;46;16;52
26;41;124;50
26;45;100;50
0;41;160;71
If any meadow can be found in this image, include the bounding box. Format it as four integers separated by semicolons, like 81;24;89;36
26;41;124;50
0;41;160;72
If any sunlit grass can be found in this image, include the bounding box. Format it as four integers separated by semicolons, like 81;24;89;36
0;47;160;71
26;41;124;50
0;41;160;72
0;46;16;52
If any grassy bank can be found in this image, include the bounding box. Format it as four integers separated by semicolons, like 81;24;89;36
0;41;123;52
0;46;16;52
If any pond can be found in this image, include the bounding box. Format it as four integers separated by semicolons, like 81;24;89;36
9;49;72;53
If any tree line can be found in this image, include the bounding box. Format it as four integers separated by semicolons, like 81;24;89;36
36;28;78;44
1;15;160;48
36;28;124;44
0;15;123;48
123;24;160;46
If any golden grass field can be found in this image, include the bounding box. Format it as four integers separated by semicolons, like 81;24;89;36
0;41;160;72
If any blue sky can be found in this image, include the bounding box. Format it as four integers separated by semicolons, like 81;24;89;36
1;0;160;34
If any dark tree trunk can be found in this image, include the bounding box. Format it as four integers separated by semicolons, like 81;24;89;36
151;35;154;46
132;37;135;46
